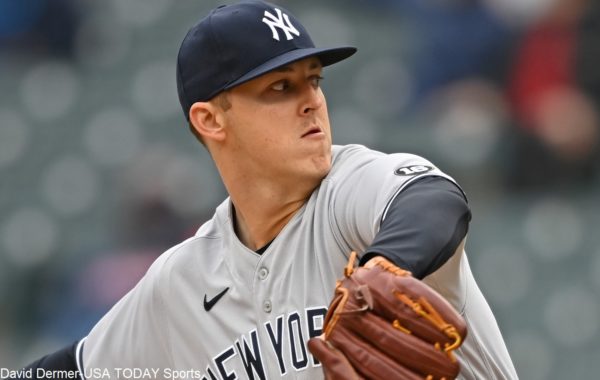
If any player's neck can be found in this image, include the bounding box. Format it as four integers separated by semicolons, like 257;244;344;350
225;172;317;250
231;196;305;251
213;150;321;250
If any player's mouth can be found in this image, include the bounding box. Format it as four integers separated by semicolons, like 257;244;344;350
301;126;324;138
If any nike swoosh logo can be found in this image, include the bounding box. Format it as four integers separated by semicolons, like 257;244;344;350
204;287;230;311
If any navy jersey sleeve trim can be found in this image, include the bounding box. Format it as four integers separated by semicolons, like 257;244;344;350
13;340;81;379
360;176;471;279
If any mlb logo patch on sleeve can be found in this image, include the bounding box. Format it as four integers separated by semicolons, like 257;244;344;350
394;165;433;176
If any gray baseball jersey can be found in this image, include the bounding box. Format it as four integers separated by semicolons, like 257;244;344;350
77;144;517;379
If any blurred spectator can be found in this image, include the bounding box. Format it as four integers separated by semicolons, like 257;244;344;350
350;0;516;108
116;197;190;251
577;2;600;110
416;78;510;186
0;0;80;57
506;0;600;190
25;196;194;348
39;177;199;340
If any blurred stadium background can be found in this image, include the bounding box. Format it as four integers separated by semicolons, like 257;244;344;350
1;0;600;378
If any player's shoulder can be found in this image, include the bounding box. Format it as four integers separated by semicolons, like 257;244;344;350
142;236;206;281
329;144;439;179
143;199;230;282
331;143;381;163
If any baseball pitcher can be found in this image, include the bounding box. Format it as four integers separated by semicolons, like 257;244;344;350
13;1;518;379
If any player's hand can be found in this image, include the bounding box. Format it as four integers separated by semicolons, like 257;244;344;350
308;252;467;380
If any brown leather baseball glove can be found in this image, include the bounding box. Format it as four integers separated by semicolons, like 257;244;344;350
308;252;467;380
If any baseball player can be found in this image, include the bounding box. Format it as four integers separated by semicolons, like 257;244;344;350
14;1;518;379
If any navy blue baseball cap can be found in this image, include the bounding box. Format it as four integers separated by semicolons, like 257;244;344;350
176;0;357;119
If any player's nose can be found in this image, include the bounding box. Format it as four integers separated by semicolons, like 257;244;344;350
300;85;324;116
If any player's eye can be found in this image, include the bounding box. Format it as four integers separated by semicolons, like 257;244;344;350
310;75;324;88
271;80;289;91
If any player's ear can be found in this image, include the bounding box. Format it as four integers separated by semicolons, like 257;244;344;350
188;101;226;143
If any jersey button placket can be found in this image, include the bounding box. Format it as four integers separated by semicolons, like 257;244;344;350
257;266;270;313
263;300;272;313
258;267;269;280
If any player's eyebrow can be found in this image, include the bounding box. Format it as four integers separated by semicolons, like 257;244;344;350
274;66;293;73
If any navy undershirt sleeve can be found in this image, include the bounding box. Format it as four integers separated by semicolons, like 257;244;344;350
11;340;79;379
360;176;471;279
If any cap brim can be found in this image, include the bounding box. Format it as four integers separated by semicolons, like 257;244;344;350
224;46;357;90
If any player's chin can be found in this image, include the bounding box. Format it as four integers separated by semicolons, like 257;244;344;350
299;134;331;161
309;151;332;177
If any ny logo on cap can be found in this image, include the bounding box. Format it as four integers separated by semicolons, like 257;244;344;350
262;8;300;41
